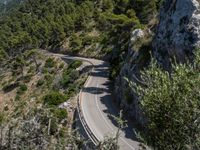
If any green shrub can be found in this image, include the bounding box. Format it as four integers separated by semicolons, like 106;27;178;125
4;105;9;111
0;113;4;124
44;74;54;87
28;66;35;74
70;34;82;52
53;108;68;121
20;84;27;91
59;63;65;69
67;84;78;97
23;74;32;83
37;79;44;87
61;74;70;87
42;67;48;74
17;84;27;95
83;35;93;45
15;94;20;101
69;60;82;69
59;127;67;137
50;118;58;135
61;68;79;87
131;52;200;149
43;92;67;106
45;58;55;68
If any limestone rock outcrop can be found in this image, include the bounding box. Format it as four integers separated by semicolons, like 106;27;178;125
153;0;200;70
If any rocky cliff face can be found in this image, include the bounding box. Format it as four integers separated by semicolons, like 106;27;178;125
153;0;200;70
115;0;200;125
115;29;151;125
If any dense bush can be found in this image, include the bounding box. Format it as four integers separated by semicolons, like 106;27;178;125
17;84;27;95
131;52;200;150
43;92;67;106
44;58;55;68
37;79;44;87
44;74;54;87
70;34;82;52
52;108;68;121
61;63;80;88
69;60;82;69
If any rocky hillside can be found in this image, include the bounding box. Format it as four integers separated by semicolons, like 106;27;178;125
115;0;200;125
0;50;91;149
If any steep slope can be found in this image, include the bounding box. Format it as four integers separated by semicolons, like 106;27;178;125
115;0;200;126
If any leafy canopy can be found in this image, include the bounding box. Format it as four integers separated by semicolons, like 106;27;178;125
131;51;200;150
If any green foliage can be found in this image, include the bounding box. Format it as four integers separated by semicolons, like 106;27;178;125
15;94;20;101
45;58;55;68
19;84;27;91
61;69;79;88
43;91;67;106
0;47;7;62
133;0;157;24
0;0;160;60
131;52;200;149
37;79;44;87
52;108;68;121
17;84;27;95
12;55;26;77
70;34;82;52
69;60;82;69
0;113;4;124
59;63;65;69
101;12;140;28
23;74;32;83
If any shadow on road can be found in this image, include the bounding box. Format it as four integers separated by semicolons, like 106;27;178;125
83;62;139;142
82;87;109;94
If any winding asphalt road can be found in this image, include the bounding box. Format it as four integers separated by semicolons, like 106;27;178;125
55;54;141;150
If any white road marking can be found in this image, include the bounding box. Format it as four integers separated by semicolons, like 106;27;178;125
95;84;115;133
95;84;136;150
53;54;139;149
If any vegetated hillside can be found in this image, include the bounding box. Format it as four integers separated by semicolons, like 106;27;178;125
0;0;163;76
0;50;91;149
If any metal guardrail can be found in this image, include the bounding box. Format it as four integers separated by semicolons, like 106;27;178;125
76;61;100;146
50;54;101;146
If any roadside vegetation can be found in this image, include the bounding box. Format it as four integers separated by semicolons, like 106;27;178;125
129;51;200;150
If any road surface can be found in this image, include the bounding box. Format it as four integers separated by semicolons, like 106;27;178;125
55;54;141;150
